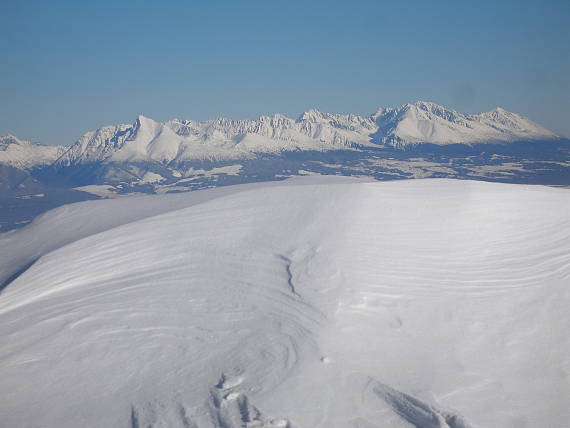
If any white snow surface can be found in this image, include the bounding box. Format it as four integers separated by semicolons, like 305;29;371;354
1;177;569;428
0;135;66;169
54;102;559;165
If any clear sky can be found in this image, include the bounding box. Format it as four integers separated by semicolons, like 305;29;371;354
1;0;569;145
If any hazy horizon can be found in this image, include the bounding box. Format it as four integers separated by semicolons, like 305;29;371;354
2;0;569;145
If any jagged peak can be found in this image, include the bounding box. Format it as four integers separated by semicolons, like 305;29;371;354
370;107;394;120
130;115;163;140
297;108;329;122
0;134;61;149
480;106;514;117
134;114;158;127
372;101;455;119
413;100;439;108
258;113;293;123
1;134;29;145
405;101;461;115
0;134;65;168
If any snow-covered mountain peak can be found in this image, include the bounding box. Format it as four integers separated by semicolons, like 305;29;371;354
133;114;158;130
0;135;42;150
257;113;295;127
475;107;558;139
369;102;560;147
401;101;466;123
0;135;65;169
131;114;159;135
0;135;23;148
297;108;330;122
405;101;440;111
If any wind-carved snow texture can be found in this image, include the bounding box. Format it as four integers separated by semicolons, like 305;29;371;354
0;177;569;427
278;255;301;299
365;379;472;428
130;374;292;428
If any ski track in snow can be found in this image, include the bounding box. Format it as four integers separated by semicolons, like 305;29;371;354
0;177;569;428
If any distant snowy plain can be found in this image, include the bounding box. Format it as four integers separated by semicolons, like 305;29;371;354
0;177;569;427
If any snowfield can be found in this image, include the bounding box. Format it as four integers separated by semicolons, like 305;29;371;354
0;177;569;428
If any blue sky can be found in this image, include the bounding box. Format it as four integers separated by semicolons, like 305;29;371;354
1;0;569;145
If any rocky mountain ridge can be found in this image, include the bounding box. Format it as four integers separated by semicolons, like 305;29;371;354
41;102;562;167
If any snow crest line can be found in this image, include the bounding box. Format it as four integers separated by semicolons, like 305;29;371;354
0;258;37;294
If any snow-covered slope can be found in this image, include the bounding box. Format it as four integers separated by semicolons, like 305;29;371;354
1;177;569;428
55;102;560;165
372;102;559;147
0;135;65;169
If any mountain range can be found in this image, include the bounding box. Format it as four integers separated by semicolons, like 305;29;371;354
3;101;559;167
1;101;568;231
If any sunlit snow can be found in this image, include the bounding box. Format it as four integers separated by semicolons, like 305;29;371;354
0;177;568;427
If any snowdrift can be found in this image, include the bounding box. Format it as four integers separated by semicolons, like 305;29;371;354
0;177;569;427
